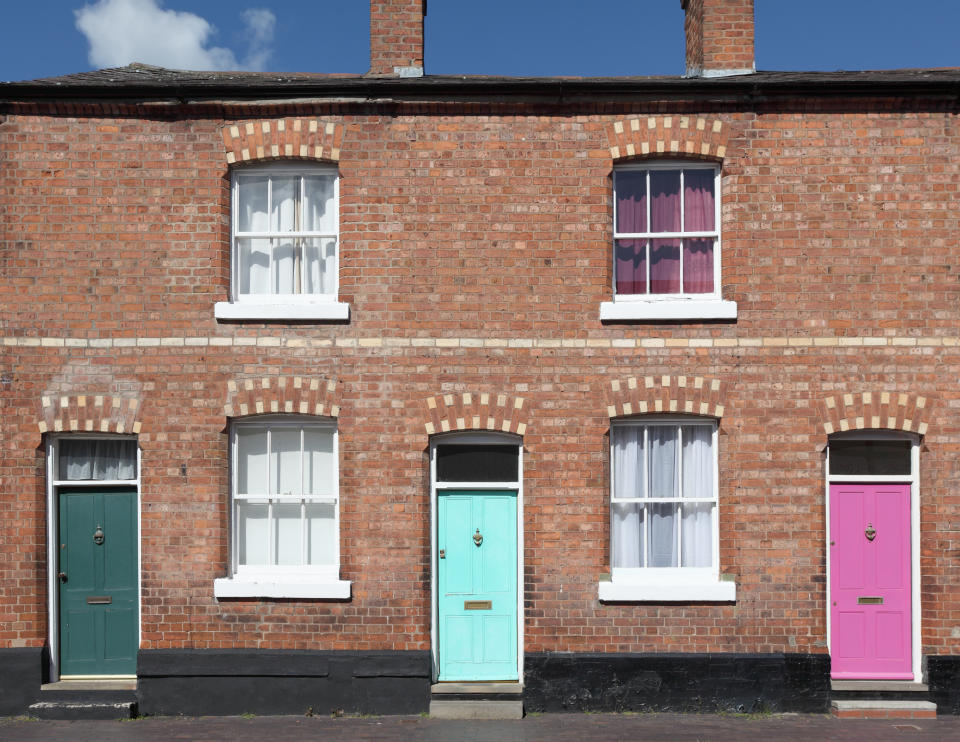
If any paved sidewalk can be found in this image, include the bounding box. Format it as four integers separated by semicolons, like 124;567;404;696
2;713;959;742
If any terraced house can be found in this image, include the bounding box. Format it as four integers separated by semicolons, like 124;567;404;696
1;0;959;720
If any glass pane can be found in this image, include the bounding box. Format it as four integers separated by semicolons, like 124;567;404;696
304;428;335;496
304;237;337;295
436;445;519;482
238;502;269;566
270;176;297;232
306;502;336;565
236;175;269;232
683;169;715;231
648;427;677;498
236;428;268;495
681;426;713;499
273;239;297;294
615;170;647;234
612;426;644;499
829;440;911;476
683;239;714;294
649;170;681;232
681;502;713;567
271;428;301;496
59;439;137;481
648;502;678;567
649;239;681;293
303;174;336;233
614;240;646;295
237;238;270;295
274;503;302;566
611;502;643;568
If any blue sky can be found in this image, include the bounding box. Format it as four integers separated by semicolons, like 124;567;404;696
2;0;958;82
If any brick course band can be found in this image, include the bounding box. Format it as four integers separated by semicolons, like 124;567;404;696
818;391;932;436
220;119;343;164
607;374;724;420
419;392;529;436
606;116;729;162
37;394;143;435
224;376;340;419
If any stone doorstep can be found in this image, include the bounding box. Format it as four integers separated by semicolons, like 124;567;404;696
42;679;138;692
431;682;523;695
831;700;937;719
830;680;929;693
28;701;138;721
429;699;524;720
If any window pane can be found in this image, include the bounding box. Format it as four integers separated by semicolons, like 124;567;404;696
273;239;297;295
306;502;336;565
304;428;335;496
649;170;681;232
238;502;269;566
681;425;713;498
237;428;268;495
612;426;645;499
59;439;136;481
274;502;302;566
683;239;714;294
648;427;678;498
237;238;270;295
683;169;715;231
648;503;678;567
270;176;297;232
829;440;911;476
614;240;647;295
271;428;301;496
436;445;518;482
304;238;337;295
615;170;647;234
237;175;269;232
649;239;681;294
611;502;643;568
303;175;336;233
681;502;712;567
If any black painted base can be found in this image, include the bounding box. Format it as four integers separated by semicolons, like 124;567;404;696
523;652;831;714
929;656;960;715
0;647;46;716
136;649;431;716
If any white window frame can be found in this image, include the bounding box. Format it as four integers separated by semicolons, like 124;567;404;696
214;162;349;321
600;162;737;321
214;416;350;599
599;417;735;601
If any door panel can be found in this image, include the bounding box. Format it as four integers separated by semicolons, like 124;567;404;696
830;483;911;679
438;490;517;681
59;487;138;676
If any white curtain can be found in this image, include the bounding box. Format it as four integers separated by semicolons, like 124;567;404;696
611;427;644;568
59;439;136;480
681;426;713;567
647;428;677;566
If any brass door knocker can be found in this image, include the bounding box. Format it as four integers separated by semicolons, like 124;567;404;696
93;524;105;546
865;523;876;542
473;528;483;546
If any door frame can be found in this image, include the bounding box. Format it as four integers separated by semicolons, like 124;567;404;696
46;435;142;681
825;430;921;681
429;432;523;683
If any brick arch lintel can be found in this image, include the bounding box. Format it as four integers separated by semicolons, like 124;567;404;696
605;115;729;162
606;374;725;420
818;391;932;436
38;394;143;435
224;376;341;419
220;118;343;165
419;392;530;437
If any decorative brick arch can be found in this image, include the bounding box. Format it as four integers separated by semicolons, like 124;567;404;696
818;391;932;436
606;375;725;419
224;376;341;419
220;118;343;165
605;116;729;162
38;394;143;435
419;392;529;436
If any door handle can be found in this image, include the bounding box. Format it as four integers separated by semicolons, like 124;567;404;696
58;572;68;583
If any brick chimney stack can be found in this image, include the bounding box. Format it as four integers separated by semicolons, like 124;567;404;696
369;0;426;78
681;0;755;78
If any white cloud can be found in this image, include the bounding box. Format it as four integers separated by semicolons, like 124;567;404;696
75;0;276;71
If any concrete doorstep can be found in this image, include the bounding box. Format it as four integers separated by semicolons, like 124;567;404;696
831;700;937;719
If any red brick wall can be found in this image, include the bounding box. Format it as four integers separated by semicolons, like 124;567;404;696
369;0;424;75
683;0;754;75
1;97;959;657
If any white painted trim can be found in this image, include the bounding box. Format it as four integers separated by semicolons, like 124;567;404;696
215;301;349;321
213;577;350;599
600;299;737;321
598;578;735;602
429;432;523;683
825;431;922;682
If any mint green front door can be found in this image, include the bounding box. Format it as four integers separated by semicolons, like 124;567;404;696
58;487;138;676
437;490;518;681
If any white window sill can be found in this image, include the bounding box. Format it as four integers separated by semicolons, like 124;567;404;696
215;301;350;321
600;299;737;322
598;578;736;602
214;577;351;600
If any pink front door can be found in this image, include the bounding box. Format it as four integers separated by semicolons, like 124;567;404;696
830;483;912;679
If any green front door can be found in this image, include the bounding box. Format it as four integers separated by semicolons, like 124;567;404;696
437;490;518;681
58;487;138;676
